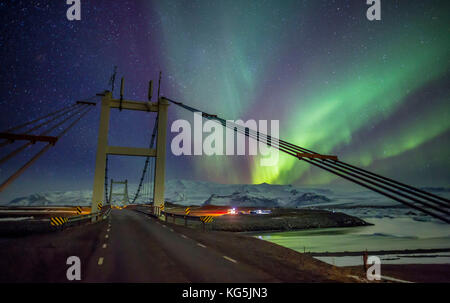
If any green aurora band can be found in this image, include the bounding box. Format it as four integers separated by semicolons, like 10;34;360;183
151;1;449;186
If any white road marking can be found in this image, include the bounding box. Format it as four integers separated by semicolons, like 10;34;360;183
102;244;107;249
105;234;109;239
347;275;362;282
162;225;167;228
223;256;237;263
181;234;188;239
381;275;414;283
169;228;174;232
98;257;104;265
107;228;110;232
197;243;206;248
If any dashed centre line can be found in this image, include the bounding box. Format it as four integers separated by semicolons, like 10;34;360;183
105;234;109;239
223;256;237;263
181;234;188;239
98;257;104;265
197;243;206;248
102;244;107;249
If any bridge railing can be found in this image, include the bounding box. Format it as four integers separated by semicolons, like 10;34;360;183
65;207;111;224
48;207;111;229
0;206;112;236
139;204;213;231
161;211;213;231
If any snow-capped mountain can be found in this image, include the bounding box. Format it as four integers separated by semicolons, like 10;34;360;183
3;179;450;222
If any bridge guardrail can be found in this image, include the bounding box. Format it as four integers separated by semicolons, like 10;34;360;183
48;206;111;229
0;206;112;236
152;205;213;231
142;204;213;231
66;207;111;223
162;211;213;231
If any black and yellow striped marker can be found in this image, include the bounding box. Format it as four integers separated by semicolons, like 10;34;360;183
185;207;191;215
97;202;103;211
200;216;213;223
160;204;165;211
76;206;82;215
50;217;68;226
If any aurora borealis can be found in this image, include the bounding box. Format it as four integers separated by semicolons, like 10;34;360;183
0;0;449;200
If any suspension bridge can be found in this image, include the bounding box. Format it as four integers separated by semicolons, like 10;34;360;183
0;73;449;282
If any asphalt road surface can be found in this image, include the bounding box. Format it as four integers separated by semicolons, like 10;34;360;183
0;209;278;282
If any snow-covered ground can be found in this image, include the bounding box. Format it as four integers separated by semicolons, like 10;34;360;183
316;252;450;267
255;216;450;266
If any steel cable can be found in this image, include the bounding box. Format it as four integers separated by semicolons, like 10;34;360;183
163;97;450;223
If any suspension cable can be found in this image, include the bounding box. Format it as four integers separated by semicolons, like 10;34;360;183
162;96;450;223
231;122;450;218
0;105;94;192
222;119;449;210
0;104;90;165
214;118;450;223
0;104;81;148
3;103;78;133
131;115;158;204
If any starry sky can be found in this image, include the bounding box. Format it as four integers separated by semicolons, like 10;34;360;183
0;0;449;201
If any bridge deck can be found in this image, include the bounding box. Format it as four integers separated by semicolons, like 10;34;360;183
0;209;354;282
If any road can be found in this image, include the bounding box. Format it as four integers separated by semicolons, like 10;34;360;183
85;209;277;282
0;209;278;282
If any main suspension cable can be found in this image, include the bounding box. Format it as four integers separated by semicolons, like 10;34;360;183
0;105;94;192
0;104;90;165
162;96;450;223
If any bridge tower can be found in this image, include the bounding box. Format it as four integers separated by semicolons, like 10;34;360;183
108;179;130;206
91;84;169;219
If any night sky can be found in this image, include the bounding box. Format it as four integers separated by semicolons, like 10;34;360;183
0;0;449;201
